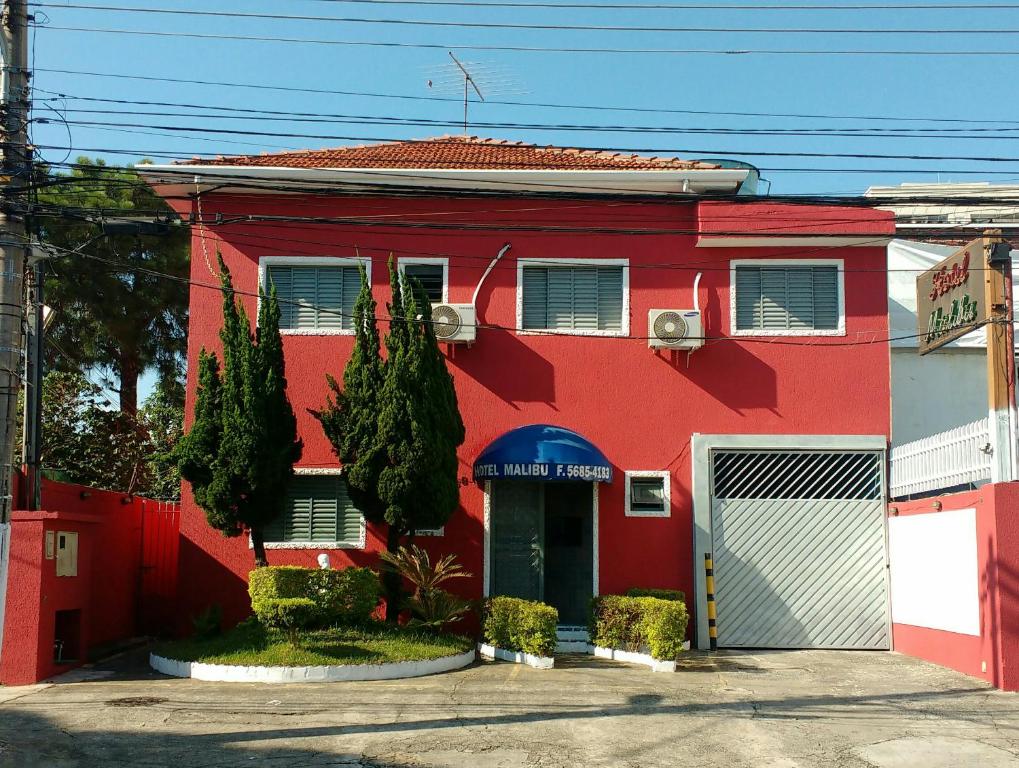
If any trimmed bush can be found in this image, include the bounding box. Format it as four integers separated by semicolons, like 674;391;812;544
311;567;381;625
589;595;689;661
254;597;317;645
625;588;685;603
248;566;380;628
483;596;558;658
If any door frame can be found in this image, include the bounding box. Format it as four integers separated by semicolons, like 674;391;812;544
691;433;889;650
483;480;600;604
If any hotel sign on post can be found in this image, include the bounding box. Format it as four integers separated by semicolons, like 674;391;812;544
917;238;988;355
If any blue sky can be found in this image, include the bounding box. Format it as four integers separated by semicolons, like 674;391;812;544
27;1;1019;197
27;1;1019;404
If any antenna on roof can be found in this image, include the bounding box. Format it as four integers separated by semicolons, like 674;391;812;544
426;54;525;136
449;52;483;135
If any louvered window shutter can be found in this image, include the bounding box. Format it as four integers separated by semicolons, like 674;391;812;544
403;263;445;303
521;265;624;331
266;265;360;330
735;265;839;331
264;475;364;544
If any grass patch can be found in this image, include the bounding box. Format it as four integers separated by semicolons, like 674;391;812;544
155;620;474;667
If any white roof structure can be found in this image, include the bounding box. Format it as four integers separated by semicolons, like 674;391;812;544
888;239;1019;349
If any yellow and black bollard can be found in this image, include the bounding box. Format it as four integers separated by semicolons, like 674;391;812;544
704;553;718;651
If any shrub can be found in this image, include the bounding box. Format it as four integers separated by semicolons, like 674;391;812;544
589;595;689;661
253;597;317;646
625;588;685;603
483;596;558;658
378;546;473;632
191;604;222;640
311;567;381;626
248;565;380;628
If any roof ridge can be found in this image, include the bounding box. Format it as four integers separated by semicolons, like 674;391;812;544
174;136;719;171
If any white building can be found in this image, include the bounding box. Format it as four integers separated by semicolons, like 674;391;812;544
866;183;1019;496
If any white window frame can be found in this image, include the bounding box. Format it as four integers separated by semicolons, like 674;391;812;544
398;257;449;304
729;258;846;338
259;467;367;550
624;470;671;518
258;256;371;336
516;257;630;337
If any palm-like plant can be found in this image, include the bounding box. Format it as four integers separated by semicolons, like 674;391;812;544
378;545;473;631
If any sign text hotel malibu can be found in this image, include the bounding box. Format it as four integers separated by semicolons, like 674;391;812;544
916;239;987;356
144;136;897;650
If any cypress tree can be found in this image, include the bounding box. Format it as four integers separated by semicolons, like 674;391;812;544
319;257;466;621
317;263;387;521
176;255;303;567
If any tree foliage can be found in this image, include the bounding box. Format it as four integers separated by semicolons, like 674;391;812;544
35;157;189;415
317;259;466;620
38;370;183;499
175;255;303;567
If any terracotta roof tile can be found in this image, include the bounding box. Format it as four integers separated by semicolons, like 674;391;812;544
178;135;719;171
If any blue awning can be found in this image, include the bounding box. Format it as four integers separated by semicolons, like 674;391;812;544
473;424;613;483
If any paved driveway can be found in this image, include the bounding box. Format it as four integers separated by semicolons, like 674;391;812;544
1;648;1018;767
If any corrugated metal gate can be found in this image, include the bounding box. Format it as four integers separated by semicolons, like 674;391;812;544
710;450;890;649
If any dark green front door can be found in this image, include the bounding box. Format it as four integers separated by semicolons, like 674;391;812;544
489;481;594;625
490;481;544;602
543;484;594;626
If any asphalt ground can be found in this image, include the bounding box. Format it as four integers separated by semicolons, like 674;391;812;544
1;647;1017;767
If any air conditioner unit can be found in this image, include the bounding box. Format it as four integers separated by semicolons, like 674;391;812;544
648;309;703;350
431;303;476;343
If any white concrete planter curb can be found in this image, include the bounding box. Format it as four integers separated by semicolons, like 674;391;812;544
149;648;476;683
591;645;685;673
478;642;554;670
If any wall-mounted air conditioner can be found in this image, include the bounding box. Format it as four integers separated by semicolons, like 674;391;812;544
648;309;703;350
431;303;476;343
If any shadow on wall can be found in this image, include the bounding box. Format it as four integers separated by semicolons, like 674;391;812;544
984;535;1002;688
448;330;556;408
673;340;778;413
174;536;251;637
652;287;778;412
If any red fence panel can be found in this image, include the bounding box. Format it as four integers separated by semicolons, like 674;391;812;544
137;499;180;637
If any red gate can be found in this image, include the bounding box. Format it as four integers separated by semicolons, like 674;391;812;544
137;500;180;637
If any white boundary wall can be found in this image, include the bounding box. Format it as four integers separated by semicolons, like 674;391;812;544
150;649;476;683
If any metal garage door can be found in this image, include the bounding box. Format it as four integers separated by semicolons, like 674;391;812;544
710;450;890;649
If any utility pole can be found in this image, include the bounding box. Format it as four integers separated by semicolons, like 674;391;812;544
983;231;1017;483
0;0;31;651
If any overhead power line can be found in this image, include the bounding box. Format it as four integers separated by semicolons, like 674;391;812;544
293;0;1019;10
35;232;942;347
33;97;1019;139
36;25;1019;56
34;68;1019;126
46;119;1019;163
31;3;1019;34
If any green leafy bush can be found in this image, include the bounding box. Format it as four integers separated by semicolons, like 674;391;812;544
483;596;558;657
625;588;685;603
310;567;381;625
589;595;689;661
191;604;222;640
254;597;317;646
248;565;380;628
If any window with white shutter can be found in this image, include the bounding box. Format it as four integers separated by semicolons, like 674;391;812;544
264;474;365;548
520;262;626;333
265;263;362;332
733;262;842;334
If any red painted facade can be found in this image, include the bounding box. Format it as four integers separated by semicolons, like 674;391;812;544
170;191;895;632
891;483;1019;691
0;480;179;685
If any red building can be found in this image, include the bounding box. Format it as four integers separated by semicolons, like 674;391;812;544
144;136;897;649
